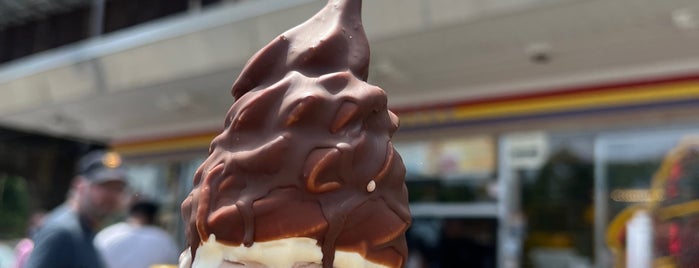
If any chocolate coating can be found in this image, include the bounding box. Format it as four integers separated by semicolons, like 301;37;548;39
181;0;411;267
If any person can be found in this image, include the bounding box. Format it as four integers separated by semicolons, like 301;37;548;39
25;150;129;268
95;199;180;268
13;211;45;268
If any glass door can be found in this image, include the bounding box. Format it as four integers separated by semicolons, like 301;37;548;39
500;131;595;268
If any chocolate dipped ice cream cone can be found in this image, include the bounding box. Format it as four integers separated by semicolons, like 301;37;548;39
180;0;411;267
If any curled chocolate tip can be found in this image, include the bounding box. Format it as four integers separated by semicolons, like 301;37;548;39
231;0;369;99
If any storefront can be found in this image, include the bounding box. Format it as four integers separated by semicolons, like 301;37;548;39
389;74;699;268
112;74;699;268
393;128;699;268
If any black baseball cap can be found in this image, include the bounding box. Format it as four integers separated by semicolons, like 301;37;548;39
77;150;128;184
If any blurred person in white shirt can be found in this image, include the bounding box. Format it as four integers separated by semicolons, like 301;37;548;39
95;199;180;268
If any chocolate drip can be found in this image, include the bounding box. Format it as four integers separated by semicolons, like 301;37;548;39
319;193;369;267
181;0;411;267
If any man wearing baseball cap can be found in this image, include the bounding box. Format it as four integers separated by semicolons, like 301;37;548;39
26;150;129;268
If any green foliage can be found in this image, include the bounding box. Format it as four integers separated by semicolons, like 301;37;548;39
0;176;30;239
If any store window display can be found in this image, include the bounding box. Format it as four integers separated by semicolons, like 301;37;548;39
397;135;498;268
607;135;699;268
398;135;497;203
